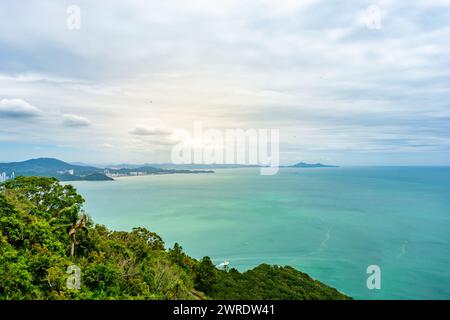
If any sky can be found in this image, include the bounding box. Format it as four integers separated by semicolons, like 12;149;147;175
0;0;449;166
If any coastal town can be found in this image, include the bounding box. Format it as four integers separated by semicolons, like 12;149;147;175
0;171;15;183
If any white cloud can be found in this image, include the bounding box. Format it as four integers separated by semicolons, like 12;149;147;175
0;0;449;164
0;98;41;118
62;114;91;127
129;125;172;136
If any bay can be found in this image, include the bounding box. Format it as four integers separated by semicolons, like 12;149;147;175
70;167;450;299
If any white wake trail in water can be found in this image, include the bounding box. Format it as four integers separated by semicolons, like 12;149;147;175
320;228;332;249
397;241;408;258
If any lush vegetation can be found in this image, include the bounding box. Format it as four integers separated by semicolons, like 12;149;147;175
0;176;350;300
0;158;112;181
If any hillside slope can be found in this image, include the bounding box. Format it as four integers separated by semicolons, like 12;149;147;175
0;158;112;181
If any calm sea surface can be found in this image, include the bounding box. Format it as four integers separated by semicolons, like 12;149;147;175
70;167;450;299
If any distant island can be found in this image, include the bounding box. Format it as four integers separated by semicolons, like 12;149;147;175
0;158;213;182
286;162;339;168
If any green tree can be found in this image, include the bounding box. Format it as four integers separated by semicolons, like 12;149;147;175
169;242;184;266
1;176;83;225
194;256;217;295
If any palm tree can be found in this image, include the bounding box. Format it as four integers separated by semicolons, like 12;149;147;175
68;213;88;257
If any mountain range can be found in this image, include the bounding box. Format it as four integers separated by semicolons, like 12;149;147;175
0;158;338;182
0;158;213;181
78;162;338;170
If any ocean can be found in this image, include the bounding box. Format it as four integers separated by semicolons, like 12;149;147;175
70;167;450;299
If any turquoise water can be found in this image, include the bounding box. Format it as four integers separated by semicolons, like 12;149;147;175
70;167;450;299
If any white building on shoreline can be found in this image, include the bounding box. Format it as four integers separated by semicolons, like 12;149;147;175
0;171;16;183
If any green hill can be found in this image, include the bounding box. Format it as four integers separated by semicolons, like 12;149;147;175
288;162;339;168
0;158;213;182
0;158;112;181
0;176;350;300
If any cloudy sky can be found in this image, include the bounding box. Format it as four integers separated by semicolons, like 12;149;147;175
1;0;449;165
